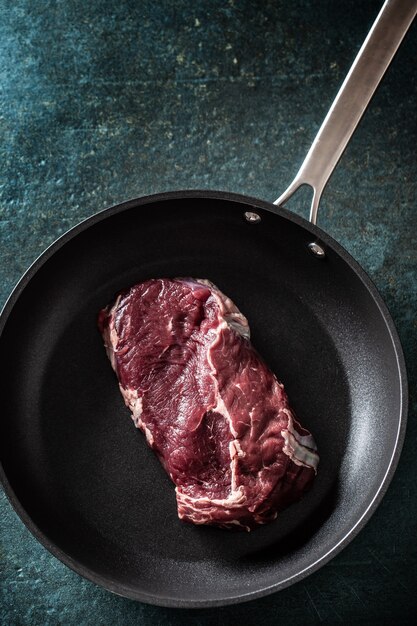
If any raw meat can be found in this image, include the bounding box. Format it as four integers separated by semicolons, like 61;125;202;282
98;278;319;531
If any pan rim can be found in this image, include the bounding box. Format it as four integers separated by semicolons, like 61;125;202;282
0;189;408;607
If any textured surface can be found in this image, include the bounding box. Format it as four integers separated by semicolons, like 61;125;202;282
0;0;416;623
99;277;318;530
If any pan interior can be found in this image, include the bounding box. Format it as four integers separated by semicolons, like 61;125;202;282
0;195;403;604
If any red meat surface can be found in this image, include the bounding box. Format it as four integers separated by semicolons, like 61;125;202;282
98;278;319;531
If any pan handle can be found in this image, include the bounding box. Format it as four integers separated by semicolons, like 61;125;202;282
274;0;417;225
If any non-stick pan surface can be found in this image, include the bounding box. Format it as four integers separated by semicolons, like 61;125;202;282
0;190;407;607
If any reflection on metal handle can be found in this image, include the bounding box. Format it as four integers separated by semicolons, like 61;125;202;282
274;0;417;225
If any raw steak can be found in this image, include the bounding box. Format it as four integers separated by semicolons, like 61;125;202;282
98;278;319;531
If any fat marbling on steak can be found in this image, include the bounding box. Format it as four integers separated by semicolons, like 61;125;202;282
98;278;319;531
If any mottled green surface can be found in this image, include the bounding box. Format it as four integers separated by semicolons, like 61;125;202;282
1;0;416;623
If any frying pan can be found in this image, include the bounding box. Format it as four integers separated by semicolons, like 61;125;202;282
0;0;414;608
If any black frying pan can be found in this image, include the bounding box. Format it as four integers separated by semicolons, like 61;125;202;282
0;0;413;608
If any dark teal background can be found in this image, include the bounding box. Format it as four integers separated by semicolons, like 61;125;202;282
1;1;416;623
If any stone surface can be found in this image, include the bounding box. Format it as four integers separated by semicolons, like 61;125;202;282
1;0;416;623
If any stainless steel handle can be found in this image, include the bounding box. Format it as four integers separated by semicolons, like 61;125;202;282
274;0;417;225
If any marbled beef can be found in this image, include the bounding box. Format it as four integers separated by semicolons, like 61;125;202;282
98;278;319;531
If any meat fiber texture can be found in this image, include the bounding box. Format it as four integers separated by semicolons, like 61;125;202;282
98;278;319;531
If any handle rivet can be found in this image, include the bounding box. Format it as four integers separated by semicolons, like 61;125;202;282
244;211;261;223
308;242;326;258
